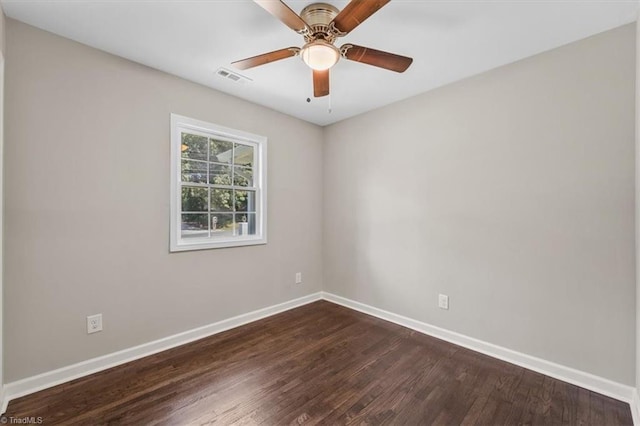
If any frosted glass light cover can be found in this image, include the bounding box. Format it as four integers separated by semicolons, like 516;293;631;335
301;41;340;71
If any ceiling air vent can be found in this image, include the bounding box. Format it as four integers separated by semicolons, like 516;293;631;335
215;67;252;85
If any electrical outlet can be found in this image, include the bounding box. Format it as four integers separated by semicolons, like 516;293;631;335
87;314;103;334
438;294;449;310
295;272;302;284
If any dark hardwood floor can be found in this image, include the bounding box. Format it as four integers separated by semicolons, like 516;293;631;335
4;301;633;425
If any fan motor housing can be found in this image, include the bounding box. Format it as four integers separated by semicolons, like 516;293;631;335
301;3;339;42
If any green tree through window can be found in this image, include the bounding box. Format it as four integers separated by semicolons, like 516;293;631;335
180;133;256;238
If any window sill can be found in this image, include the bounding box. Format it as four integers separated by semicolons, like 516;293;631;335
170;236;267;252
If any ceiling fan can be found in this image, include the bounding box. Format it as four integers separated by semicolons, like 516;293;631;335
232;0;413;98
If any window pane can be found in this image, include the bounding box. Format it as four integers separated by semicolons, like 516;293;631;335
181;214;209;239
234;190;256;213
234;143;254;167
209;164;231;185
210;140;233;163
211;189;233;212
235;213;256;236
233;166;253;187
181;133;208;161
181;160;208;183
210;213;234;238
182;187;208;212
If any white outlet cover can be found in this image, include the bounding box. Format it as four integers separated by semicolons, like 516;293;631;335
438;294;449;310
295;272;302;284
87;314;103;334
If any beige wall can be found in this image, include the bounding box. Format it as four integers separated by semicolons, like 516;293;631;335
636;13;640;405
324;24;636;385
4;19;324;382
0;2;5;394
0;5;5;54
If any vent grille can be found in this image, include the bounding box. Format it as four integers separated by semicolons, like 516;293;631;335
215;68;252;85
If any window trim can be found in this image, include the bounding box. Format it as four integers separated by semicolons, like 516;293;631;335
170;114;267;252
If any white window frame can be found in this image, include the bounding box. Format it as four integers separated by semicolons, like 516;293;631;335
170;114;267;252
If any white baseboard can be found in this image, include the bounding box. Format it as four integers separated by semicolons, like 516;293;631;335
0;386;5;417
0;292;323;414
631;389;640;426
321;292;636;406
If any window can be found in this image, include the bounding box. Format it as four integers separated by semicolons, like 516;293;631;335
170;114;267;251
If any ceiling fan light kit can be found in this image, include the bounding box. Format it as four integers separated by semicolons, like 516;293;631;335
300;40;340;71
233;0;413;98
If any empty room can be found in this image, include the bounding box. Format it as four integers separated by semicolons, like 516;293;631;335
0;0;638;424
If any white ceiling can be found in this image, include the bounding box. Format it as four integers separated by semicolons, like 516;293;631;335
2;0;638;126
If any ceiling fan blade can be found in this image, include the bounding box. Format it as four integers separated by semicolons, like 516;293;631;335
253;0;310;34
331;0;390;35
341;44;413;73
313;69;329;97
232;47;300;70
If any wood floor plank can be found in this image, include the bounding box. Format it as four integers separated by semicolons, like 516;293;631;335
561;382;580;425
590;391;606;426
4;301;634;425
577;387;592;425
